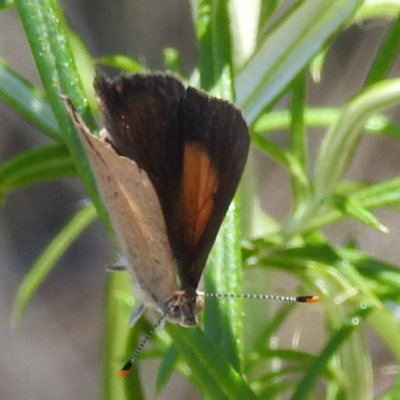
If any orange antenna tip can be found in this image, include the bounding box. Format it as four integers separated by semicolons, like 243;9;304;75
118;362;132;378
118;369;130;378
296;295;320;303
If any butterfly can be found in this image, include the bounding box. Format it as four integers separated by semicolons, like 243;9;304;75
63;72;250;375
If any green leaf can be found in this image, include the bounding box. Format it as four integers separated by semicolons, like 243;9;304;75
354;0;400;21
315;79;400;199
237;0;363;123
330;195;388;232
367;308;400;366
253;108;400;139
204;215;244;370
104;272;144;400
364;11;400;86
67;26;96;106
309;48;328;83
0;144;75;204
229;0;260;68
253;108;338;133
0;59;60;141
12;204;97;322
290;305;372;400
163;48;184;75
155;345;179;394
196;0;244;372
14;0;111;234
355;177;400;207
249;240;400;398
258;0;279;36
96;54;145;73
338;247;400;299
280;79;400;239
0;0;14;9
196;0;233;95
168;326;257;400
290;71;309;207
307;178;400;231
252;134;309;188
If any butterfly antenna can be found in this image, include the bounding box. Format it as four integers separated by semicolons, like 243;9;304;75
118;311;168;378
201;292;320;303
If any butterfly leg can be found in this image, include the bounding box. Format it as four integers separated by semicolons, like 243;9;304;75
129;303;146;327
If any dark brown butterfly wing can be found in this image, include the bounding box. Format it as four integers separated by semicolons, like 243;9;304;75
95;73;250;289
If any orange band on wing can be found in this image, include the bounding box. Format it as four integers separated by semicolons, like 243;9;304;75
178;143;219;246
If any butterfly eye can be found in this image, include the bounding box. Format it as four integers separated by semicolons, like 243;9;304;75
171;304;181;313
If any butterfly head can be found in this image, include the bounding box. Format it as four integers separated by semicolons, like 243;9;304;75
163;288;204;327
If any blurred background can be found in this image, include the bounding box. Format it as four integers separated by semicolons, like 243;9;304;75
1;1;400;399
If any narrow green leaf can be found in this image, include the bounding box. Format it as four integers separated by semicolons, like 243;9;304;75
155;345;179;394
195;0;244;372
96;55;145;73
280;79;400;239
12;204;97;322
104;272;144;400
309;48;328;83
14;0;96;130
229;0;260;68
260;381;317;400
168;326;257;400
290;71;309;207
257;367;316;388
371;119;400;139
251;302;297;357
354;0;400;21
0;59;60;141
253;108;400;139
315;79;400;200
335;322;373;400
290;305;372;400
355;177;400;207
0;0;14;9
257;0;279;37
330;195;388;232
252;134;309;188
290;72;307;167
366;307;400;361
253;108;338;133
14;0;111;235
196;0;233;95
307;178;400;231
337;247;400;299
249;239;400;398
205;213;243;370
364;11;400;86
260;349;318;365
237;0;363;123
163;48;183;75
66;26;96;107
0;144;75;202
251;241;365;297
